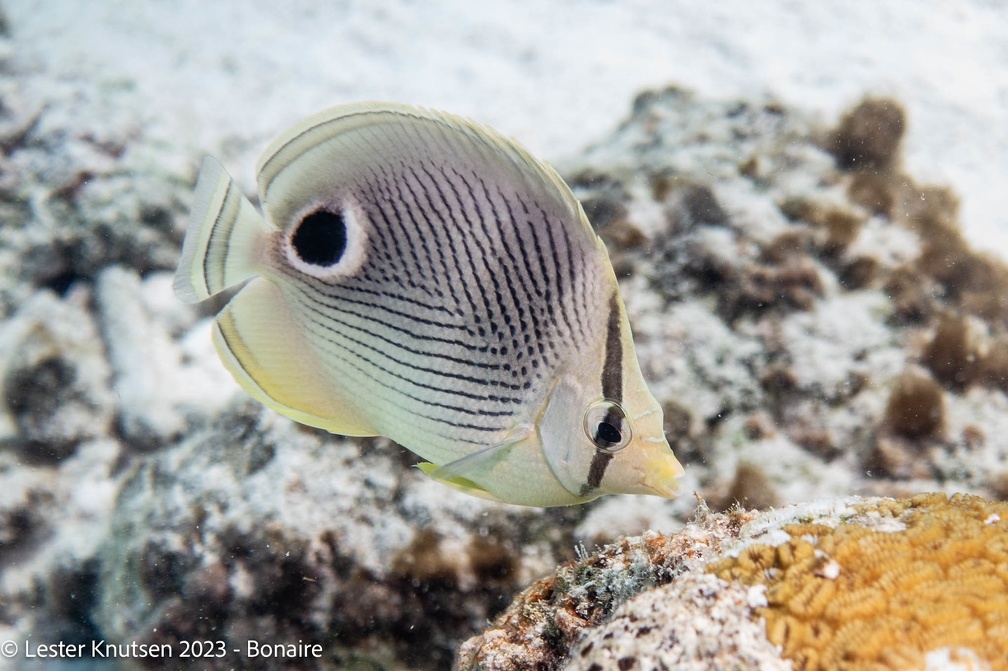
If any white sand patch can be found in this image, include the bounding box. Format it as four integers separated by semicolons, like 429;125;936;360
7;0;1008;254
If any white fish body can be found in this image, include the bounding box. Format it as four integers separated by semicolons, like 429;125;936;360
174;102;684;506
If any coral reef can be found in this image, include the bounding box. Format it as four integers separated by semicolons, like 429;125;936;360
455;509;754;671
93;405;566;670
711;493;1008;671
4;29;1008;668
562;573;790;671
826;97;906;171
568;88;1008;509
0;74;190;318
1;290;115;459
460;493;1008;671
882;368;946;439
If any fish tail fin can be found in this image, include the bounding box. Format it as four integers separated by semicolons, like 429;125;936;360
173;156;275;304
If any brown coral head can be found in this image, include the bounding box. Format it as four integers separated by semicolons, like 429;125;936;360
722;461;780;512
921;314;982;391
828;97;906;172
883;369;945;439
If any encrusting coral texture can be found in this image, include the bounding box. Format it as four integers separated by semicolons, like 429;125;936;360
710;493;1008;671
455;507;757;671
460;493;1008;671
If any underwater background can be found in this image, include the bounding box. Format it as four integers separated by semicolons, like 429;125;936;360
3;1;1008;669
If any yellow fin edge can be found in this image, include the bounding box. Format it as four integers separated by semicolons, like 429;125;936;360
416;462;504;503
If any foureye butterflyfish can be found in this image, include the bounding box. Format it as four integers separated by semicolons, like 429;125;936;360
174;102;684;506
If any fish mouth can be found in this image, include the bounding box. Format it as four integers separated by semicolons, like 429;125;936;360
641;444;686;498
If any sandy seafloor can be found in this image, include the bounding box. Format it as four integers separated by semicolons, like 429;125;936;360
9;0;1008;254
4;1;1008;669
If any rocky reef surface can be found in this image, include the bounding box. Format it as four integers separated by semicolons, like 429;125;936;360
2;26;1008;671
569;88;1008;515
459;492;1008;671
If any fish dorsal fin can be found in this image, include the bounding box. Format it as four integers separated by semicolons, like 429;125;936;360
213;278;376;436
253;102;596;240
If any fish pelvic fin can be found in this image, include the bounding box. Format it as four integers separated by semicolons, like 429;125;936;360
416;463;505;503
174;156;276;304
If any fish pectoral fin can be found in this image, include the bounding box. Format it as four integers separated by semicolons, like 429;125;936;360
417;424;534;500
213;278;376;437
416;463;504;503
427;424;533;482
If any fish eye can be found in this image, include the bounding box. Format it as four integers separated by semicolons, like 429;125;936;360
291;209;348;267
583;401;632;453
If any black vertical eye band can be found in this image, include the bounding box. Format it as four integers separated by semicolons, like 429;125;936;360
583;400;631;453
600;293;623;403
578;293;629;498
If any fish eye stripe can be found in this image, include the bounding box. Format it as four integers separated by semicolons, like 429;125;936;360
582;400;632;452
580;451;614;497
600;292;623;403
593;420;622;446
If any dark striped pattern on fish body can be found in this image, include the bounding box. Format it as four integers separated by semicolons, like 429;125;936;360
174;102;684;506
267;129;611;466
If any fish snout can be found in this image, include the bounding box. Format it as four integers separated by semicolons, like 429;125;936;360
641;443;685;498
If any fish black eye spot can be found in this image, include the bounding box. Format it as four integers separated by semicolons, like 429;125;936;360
292;210;347;266
593;421;622;446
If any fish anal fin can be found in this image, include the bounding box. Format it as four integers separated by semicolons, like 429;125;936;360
213;278;375;436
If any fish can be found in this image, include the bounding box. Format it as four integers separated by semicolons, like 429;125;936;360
174;102;684;506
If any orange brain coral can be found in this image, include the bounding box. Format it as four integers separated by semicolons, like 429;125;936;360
710;493;1008;671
